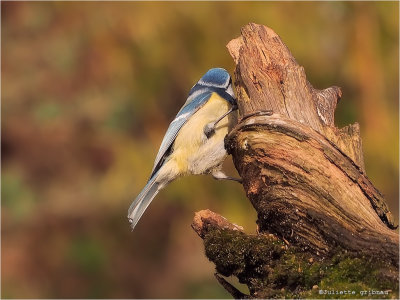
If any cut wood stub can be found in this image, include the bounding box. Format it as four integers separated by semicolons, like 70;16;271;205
192;209;399;298
192;209;244;238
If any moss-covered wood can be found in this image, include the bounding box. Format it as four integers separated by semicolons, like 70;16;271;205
192;24;399;298
193;213;398;299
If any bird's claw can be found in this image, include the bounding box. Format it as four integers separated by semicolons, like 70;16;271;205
204;123;215;138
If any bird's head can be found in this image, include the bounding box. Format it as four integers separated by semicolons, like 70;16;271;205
188;68;236;105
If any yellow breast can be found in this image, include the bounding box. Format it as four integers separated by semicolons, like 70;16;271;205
169;92;236;174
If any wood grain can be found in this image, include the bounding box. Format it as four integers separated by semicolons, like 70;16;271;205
193;23;398;298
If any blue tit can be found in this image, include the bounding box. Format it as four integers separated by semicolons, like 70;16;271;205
128;68;239;230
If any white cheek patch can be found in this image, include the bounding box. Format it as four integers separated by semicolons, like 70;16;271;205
226;84;235;98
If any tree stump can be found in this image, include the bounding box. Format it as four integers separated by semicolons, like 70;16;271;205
192;23;399;299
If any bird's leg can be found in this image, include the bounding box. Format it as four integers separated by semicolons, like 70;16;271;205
204;105;238;138
212;170;242;183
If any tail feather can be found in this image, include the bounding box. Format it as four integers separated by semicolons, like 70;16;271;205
128;175;160;230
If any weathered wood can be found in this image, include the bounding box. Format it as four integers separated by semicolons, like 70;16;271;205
192;209;398;299
193;23;399;298
226;115;398;260
227;23;365;173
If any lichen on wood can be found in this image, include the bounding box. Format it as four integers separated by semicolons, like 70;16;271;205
192;23;399;298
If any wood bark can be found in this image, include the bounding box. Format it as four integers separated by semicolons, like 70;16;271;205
192;23;399;298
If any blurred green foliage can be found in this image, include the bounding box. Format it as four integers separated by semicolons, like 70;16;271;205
2;2;398;298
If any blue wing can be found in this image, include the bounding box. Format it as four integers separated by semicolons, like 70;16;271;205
149;89;213;179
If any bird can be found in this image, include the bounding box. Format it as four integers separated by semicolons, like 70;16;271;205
128;68;239;230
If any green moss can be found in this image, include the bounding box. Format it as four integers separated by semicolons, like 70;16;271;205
303;256;399;299
202;227;398;299
204;227;284;279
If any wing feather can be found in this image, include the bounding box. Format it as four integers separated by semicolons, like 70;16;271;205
148;90;212;179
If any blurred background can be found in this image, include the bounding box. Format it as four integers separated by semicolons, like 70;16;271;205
2;2;398;298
